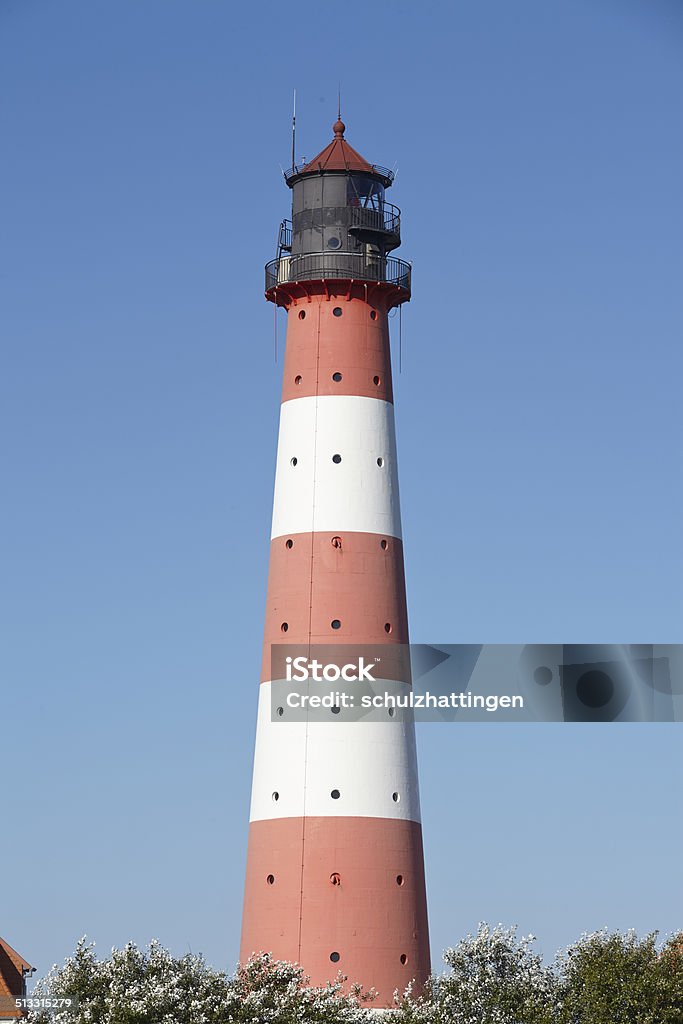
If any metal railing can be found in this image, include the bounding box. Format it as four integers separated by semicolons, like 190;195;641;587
284;162;395;185
265;252;411;293
349;201;400;237
292;202;400;239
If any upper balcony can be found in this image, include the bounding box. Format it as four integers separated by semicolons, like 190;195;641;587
265;251;411;306
292;202;401;251
284;162;395;188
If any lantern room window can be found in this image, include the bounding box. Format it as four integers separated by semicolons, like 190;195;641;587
347;175;385;211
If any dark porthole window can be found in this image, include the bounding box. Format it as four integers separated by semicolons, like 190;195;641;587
272;791;279;802
332;454;342;464
295;375;302;385
290;457;298;467
381;539;388;550
285;539;293;549
373;375;381;386
331;619;341;630
400;954;408;965
331;789;341;799
377;456;384;467
298;310;306;320
385;622;392;634
331;705;341;715
392;791;400;803
330;952;341;962
281;622;289;633
276;706;284;717
266;874;275;885
396;874;404;886
332;307;343;317
327;236;341;249
332;372;342;382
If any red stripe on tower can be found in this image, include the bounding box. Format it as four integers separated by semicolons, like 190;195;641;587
240;118;430;1006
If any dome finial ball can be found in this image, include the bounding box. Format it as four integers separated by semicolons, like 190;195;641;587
333;118;345;138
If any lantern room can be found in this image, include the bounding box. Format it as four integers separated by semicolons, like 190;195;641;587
266;119;410;301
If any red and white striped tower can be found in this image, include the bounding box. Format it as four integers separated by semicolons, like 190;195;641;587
240;118;430;1005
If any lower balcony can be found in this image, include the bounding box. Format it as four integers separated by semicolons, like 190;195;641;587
265;252;411;296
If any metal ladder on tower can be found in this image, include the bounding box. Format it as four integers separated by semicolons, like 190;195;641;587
276;220;292;284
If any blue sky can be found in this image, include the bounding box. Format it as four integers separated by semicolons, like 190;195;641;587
2;0;682;981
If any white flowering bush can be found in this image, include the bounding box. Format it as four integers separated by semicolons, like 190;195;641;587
227;954;377;1022
24;925;683;1024
393;924;559;1024
25;941;376;1024
25;939;226;1024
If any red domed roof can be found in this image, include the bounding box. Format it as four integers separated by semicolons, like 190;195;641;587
286;120;394;186
300;119;375;175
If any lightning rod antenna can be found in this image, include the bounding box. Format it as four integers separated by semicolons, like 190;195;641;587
291;89;296;170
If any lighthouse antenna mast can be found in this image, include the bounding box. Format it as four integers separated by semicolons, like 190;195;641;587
291;89;296;170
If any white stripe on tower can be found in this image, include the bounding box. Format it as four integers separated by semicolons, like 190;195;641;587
271;395;402;540
249;686;421;821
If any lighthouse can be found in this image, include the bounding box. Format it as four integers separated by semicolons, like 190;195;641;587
240;117;430;1005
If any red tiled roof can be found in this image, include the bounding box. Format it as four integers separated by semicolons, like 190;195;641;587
0;938;33;1020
